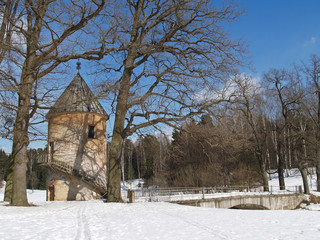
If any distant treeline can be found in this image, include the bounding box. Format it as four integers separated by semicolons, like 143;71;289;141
0;148;47;190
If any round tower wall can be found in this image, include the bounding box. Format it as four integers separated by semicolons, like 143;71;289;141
48;112;107;186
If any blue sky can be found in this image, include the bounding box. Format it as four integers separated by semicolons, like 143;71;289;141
1;0;320;153
229;0;320;77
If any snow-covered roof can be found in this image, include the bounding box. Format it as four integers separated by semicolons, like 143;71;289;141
46;73;108;119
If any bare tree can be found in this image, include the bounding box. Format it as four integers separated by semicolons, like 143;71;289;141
264;66;310;193
232;74;269;191
96;0;246;202
264;69;293;190
294;107;310;194
1;0;105;206
302;55;320;191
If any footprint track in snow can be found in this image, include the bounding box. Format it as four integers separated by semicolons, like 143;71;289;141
75;203;91;240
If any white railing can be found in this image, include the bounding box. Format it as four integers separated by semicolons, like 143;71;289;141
129;185;303;202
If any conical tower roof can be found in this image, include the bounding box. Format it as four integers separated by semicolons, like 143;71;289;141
46;73;108;119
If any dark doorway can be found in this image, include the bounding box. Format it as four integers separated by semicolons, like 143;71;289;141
48;185;55;201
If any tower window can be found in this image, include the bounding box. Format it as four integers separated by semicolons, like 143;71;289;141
88;125;95;139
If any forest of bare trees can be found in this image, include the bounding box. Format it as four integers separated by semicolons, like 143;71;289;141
118;57;320;196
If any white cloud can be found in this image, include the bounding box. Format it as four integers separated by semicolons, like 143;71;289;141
193;73;261;103
304;37;317;46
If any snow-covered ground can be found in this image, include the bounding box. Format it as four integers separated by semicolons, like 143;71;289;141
268;168;317;191
1;170;320;240
1;200;320;240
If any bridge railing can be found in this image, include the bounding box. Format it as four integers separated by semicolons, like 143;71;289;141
131;185;302;202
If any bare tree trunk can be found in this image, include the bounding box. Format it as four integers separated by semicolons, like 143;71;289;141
272;125;285;189
11;140;29;206
277;141;285;190
316;150;320;191
271;122;279;165
317;90;320;191
297;161;310;194
136;139;145;179
294;146;310;194
283;129;289;176
266;149;272;180
29;152;34;191
287;128;292;170
107;53;135;202
262;116;272;180
258;153;269;191
9;71;36;206
300;120;310;194
137;145;141;179
107;134;123;202
128;146;133;180
141;142;146;178
120;142;125;183
300;166;310;194
107;84;129;201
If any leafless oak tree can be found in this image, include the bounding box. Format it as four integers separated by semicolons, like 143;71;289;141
95;0;246;202
0;0;106;206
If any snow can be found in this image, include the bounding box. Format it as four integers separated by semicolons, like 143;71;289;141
122;178;145;190
268;168;317;190
0;200;320;240
1;171;320;240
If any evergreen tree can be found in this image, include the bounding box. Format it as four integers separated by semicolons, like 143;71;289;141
0;149;9;181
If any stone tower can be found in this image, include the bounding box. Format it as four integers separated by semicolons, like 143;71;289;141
46;73;108;201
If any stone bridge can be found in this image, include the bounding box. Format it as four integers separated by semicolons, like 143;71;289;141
174;193;306;210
